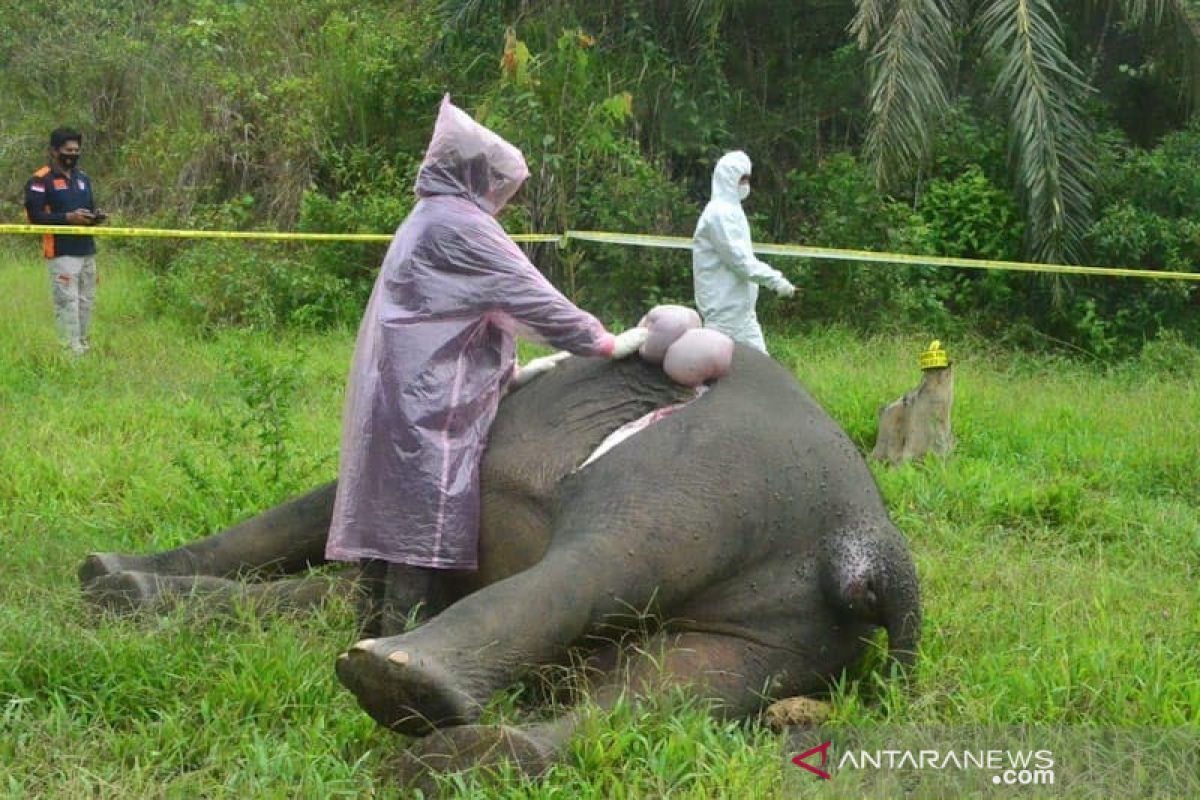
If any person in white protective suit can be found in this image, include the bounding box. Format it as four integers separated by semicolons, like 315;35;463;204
692;151;795;353
326;96;647;635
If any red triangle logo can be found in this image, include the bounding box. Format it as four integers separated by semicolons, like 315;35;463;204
792;740;833;780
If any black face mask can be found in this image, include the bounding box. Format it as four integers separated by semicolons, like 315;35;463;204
58;154;79;169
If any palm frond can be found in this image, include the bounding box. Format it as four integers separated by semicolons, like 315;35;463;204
855;0;957;188
979;0;1095;262
849;0;893;49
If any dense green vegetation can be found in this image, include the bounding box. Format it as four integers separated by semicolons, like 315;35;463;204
2;254;1197;796
3;1;1200;354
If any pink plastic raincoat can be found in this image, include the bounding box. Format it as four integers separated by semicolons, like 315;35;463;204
326;97;616;569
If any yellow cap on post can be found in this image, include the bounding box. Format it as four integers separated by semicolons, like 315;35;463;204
919;340;949;370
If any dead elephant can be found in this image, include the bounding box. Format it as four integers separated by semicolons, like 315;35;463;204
79;346;921;784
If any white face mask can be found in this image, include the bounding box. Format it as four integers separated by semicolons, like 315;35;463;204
738;182;750;201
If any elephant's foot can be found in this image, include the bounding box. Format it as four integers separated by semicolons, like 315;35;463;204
82;571;347;618
82;571;242;615
335;638;483;735
78;552;148;586
390;723;559;793
81;570;165;614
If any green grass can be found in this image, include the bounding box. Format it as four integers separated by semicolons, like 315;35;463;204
2;250;1198;797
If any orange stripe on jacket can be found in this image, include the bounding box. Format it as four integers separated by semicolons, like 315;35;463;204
27;205;56;258
29;167;55;258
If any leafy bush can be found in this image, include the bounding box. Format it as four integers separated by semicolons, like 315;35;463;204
297;158;421;310
155;240;356;332
473;28;692;321
1070;124;1200;350
912;166;1022;262
778;153;920;328
904;166;1027;333
1137;328;1200;376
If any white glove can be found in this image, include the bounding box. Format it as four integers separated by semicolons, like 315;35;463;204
511;351;571;388
769;275;796;298
610;327;650;359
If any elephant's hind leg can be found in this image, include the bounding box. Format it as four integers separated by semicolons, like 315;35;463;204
79;482;338;585
586;630;784;718
387;631;786;791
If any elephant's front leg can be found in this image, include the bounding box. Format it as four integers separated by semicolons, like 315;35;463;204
78;482;338;585
334;508;722;737
388;631;789;793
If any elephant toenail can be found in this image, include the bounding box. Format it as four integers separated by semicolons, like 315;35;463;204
387;650;410;665
351;638;377;653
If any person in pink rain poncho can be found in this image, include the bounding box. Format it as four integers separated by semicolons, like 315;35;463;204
326;96;647;634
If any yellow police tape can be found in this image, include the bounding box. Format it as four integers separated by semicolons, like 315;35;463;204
564;230;1200;281
0;223;562;244
2;223;1198;282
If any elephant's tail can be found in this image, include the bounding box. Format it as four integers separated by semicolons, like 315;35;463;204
822;522;922;674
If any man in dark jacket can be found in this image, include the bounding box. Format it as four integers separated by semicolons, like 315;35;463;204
24;127;104;355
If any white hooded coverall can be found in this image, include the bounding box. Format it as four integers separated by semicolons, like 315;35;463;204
691;151;792;353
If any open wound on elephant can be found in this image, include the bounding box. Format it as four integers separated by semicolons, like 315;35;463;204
576;386;709;471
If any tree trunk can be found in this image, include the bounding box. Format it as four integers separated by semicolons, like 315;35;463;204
871;366;954;465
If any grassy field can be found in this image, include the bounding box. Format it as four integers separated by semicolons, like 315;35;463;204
1;250;1198;798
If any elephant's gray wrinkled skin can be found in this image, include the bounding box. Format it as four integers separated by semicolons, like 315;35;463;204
79;346;920;785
